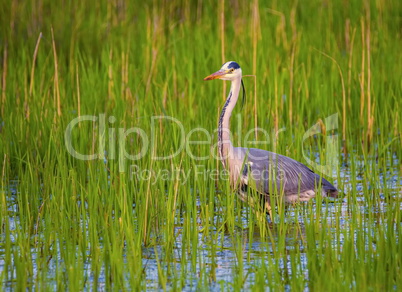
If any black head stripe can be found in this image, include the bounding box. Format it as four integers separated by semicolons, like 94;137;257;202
240;79;246;109
227;61;240;70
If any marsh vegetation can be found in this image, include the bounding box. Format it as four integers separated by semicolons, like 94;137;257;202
0;0;401;290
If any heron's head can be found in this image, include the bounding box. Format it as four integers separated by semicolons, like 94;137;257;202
204;61;242;81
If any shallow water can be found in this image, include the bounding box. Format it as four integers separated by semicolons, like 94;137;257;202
1;160;401;290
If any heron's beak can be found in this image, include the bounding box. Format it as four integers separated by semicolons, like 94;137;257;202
204;70;227;81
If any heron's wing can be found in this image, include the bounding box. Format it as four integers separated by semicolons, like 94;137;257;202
238;148;337;196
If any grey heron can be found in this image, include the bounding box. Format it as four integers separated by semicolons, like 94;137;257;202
204;61;339;220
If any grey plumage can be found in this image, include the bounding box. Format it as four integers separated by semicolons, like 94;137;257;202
236;147;338;201
204;61;339;218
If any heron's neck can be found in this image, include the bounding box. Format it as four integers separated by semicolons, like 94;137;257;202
218;77;241;167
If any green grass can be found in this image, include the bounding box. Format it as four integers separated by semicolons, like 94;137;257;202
0;0;401;290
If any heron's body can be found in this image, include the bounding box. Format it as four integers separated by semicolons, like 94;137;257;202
204;61;338;217
226;146;338;201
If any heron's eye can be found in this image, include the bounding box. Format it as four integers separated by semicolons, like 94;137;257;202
229;68;235;73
